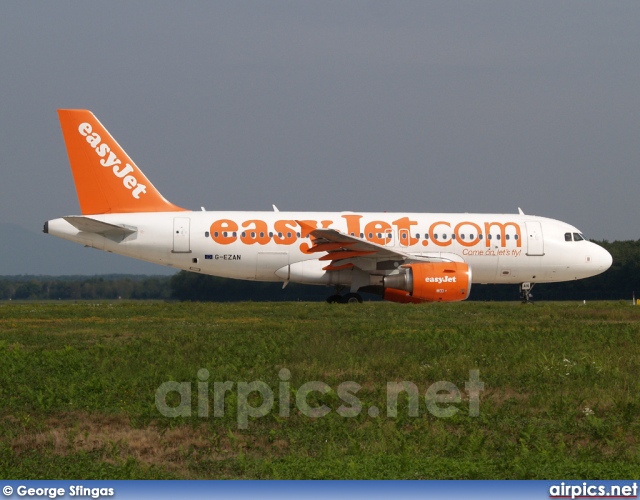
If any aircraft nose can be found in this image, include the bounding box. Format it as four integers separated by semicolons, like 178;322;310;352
595;245;613;272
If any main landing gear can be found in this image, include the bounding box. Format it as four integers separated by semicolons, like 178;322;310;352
326;286;363;304
520;282;535;304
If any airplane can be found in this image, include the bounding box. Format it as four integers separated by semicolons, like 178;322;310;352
44;110;612;304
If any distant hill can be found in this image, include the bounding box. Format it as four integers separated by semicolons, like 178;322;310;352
0;223;177;276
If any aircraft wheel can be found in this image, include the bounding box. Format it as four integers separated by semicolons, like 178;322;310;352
343;293;363;304
326;294;343;304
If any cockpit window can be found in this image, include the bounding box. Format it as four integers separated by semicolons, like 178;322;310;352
565;232;572;242
573;233;584;241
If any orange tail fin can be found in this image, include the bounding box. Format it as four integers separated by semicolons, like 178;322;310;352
58;109;187;215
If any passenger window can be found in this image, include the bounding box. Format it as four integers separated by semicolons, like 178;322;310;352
487;234;492;240
514;234;519;240
451;234;456;240
434;234;438;240
496;234;501;240
424;234;429;240
565;233;572;242
506;234;510;240
415;233;420;239
205;232;210;238
460;234;465;240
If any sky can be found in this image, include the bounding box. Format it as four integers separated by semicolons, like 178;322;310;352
1;2;639;274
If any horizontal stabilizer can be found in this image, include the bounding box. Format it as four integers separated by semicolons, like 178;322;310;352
63;216;137;242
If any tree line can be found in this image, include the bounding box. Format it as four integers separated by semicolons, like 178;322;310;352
0;240;638;302
0;275;172;301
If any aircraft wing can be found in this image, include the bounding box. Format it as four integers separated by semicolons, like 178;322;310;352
298;221;456;273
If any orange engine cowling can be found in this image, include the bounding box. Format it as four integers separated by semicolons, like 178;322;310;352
382;262;472;303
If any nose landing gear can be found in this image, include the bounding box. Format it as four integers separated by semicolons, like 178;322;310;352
520;282;535;304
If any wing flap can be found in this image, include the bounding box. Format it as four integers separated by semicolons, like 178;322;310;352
297;220;435;272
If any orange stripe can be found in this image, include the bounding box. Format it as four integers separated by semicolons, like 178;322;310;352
318;250;375;261
309;242;355;253
322;263;355;271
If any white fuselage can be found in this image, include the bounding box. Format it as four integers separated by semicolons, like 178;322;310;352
46;211;612;287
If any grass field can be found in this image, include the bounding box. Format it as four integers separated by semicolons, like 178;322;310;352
1;300;639;479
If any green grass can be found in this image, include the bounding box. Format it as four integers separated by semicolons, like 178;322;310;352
1;300;639;479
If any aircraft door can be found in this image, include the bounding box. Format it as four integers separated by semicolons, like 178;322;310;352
525;221;544;256
173;217;191;253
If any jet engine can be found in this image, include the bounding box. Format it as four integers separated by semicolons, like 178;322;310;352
382;262;472;303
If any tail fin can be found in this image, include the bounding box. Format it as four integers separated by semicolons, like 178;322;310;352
58;109;186;214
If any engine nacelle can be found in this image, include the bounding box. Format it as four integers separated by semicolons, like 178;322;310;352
382;262;472;303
